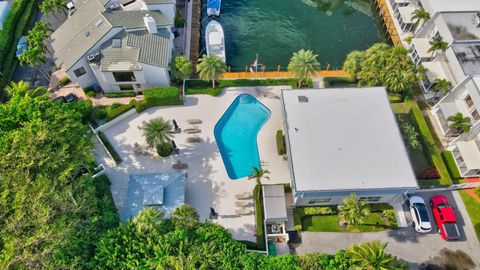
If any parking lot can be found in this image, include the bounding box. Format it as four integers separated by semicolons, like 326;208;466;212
294;190;480;269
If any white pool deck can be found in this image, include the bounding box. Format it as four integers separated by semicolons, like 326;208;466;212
94;86;291;243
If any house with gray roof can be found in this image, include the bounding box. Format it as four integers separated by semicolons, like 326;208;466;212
51;0;175;92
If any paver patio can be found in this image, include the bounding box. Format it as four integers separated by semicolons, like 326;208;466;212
94;86;291;242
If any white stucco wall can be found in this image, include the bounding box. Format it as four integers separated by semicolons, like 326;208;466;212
139;63;170;88
146;4;176;23
293;189;408;206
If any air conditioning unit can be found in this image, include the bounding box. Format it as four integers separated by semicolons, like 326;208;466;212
86;52;100;62
474;12;480;28
107;2;120;11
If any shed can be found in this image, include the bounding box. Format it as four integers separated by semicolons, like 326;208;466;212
263;185;287;223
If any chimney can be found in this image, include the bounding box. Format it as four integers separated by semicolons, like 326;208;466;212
143;14;158;34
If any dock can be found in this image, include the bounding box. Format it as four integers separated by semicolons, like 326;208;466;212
375;0;401;45
189;0;201;67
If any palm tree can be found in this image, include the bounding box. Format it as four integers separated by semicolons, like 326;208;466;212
138;117;174;148
248;167;270;186
427;36;448;57
40;0;60;20
338;193;370;226
288;49;320;87
431;78;451;98
196;54;226;89
347;241;398;270
171;204;199;230
171;55;193;82
447;112;471;134
18;46;51;81
411;8;430;29
5;81;46;97
26;22;53;54
343;50;363;80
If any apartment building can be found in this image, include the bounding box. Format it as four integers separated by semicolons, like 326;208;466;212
51;0;175;93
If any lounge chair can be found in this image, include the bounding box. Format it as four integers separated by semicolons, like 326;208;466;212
186;136;202;143
183;128;201;134
235;200;252;207
235;192;252;200
187;119;203;125
236;208;253;216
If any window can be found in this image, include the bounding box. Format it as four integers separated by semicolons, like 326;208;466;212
73;67;86;77
359;196;381;202
471;109;480;122
464;95;474;109
308;198;331;205
113;72;136;82
119;84;134;91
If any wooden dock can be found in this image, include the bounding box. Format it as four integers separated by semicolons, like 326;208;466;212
220;70;348;79
189;0;201;67
375;0;401;45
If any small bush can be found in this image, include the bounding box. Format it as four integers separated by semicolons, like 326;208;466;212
302;206;336;216
174;10;186;28
86;91;96;98
388;93;402;103
323;77;356;88
95;108;107;120
156;142;173;157
276;130;286;155
104;92;136;98
98;131;122;164
441;151;462;179
106;103;134;121
59;77;71;86
83;86;95;93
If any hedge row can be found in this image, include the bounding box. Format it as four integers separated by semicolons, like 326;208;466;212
104;92;136;98
441;151;462;179
406;99;452;185
0;0;38;97
184;78;313;96
97;131;122;164
276;130;286;155
105;102;135;121
323;77;356;87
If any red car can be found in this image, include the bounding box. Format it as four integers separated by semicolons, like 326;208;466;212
430;195;460;241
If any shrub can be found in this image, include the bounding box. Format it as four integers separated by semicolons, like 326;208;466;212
174;10;186;28
104;92;136;98
156;142;173;157
97;131;122;164
59;77;71;86
86;91;96;98
388;93;403;103
106;103;134;121
475;187;480;197
441;151;462;179
382;210;397;227
135;86;182;112
323;77;356;88
83;86;95;93
95;108;107;120
276;130;286;155
421;167;440;179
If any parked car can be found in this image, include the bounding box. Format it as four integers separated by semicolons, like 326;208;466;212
430;195;460;241
64;93;78;103
16;35;27;58
408;196;432;233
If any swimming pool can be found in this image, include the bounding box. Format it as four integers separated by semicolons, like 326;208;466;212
214;94;271;179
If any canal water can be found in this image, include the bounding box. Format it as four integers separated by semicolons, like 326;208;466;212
200;0;385;70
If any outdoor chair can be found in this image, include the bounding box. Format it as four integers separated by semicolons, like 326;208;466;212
186;136;202;143
235;208;253;216
187;119;203;125
183;128;201;134
235;192;252;200
235;200;252;207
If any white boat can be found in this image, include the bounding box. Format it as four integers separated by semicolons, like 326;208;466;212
205;20;226;63
207;0;221;17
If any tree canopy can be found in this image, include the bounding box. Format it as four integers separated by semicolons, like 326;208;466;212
343;43;424;94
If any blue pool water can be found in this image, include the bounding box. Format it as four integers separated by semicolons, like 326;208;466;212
214;94;271;179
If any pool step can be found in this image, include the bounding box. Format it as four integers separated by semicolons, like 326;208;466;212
239;95;252;104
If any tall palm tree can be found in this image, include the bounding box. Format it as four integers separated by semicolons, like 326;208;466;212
40;0;60;20
171;55;193;82
447;112;471;134
248;167;270;186
431;78;451;98
26;22;53;54
138;117;174;148
5;81;46;97
411;8;430;29
428;36;448;57
288;49;320;87
18;46;51;81
338;193;370;225
196;54;226;89
347;241;398;270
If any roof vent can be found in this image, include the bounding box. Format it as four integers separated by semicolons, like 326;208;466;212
298;96;309;103
112;39;121;48
84;31;90;37
95;19;104;28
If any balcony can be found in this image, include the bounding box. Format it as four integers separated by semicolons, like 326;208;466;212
452;142;480;177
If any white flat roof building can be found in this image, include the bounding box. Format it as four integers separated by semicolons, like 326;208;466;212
281;88;418;205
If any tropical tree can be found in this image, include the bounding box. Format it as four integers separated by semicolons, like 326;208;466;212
287;49;320;87
18;46;51;81
40;0;60;19
347;241;399;270
338;193;370;225
248;167;270;186
26;22;52;54
5;81;46;97
171;55;193;82
411;8;430;29
447;112;471;134
428;36;448;57
398;117;421;150
196;54;226;89
138;117;174;148
171;204;199;230
343;50;363;80
431;78;451;98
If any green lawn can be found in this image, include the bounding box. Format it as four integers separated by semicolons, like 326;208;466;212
302;213;394;232
459;191;480;241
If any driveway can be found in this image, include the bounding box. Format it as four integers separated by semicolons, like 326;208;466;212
294;191;480;269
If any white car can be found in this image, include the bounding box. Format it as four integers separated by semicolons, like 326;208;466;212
408;196;432;233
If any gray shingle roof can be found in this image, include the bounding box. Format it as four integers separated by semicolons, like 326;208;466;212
103;10;171;29
127;29;170;68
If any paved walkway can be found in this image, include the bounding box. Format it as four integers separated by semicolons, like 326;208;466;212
294;191;480;268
